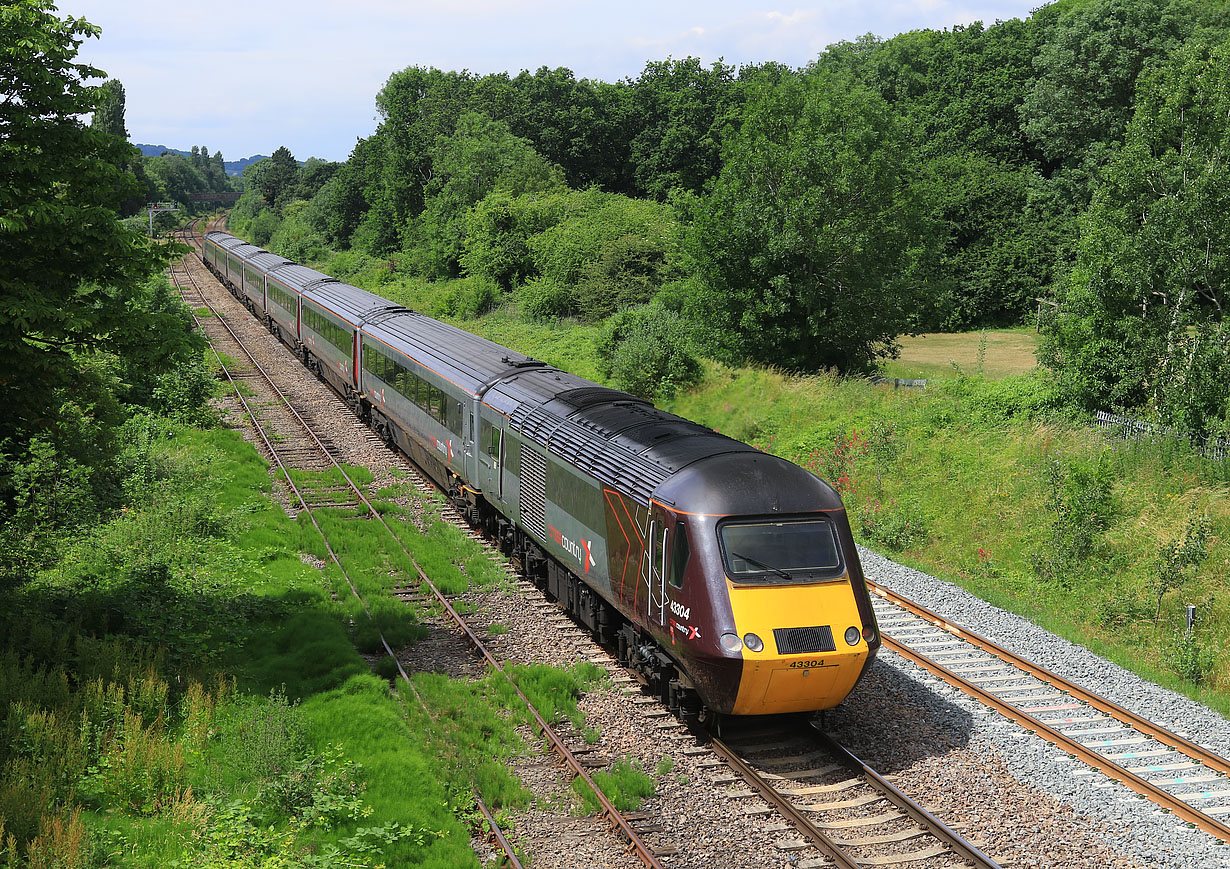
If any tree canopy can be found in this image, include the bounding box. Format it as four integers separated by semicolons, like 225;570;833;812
0;0;185;440
687;69;922;372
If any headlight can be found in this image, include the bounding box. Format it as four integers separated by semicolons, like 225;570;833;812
720;632;743;653
844;626;862;647
862;625;878;645
743;633;764;652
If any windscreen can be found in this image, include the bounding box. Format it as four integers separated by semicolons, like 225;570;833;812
719;518;843;583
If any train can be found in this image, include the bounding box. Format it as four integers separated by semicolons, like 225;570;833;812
200;229;881;719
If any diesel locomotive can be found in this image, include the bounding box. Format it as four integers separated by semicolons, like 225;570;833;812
200;230;880;718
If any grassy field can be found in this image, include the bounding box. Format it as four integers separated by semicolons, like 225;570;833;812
885;328;1040;380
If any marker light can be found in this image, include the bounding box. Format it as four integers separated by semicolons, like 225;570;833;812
862;625;879;645
743;633;764;652
720;632;743;653
844;626;862;647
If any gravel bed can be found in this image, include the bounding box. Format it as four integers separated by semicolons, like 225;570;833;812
855;546;1230;869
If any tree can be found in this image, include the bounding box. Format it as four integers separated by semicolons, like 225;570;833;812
0;1;178;442
414;113;563;276
251;145;300;206
1039;39;1230;433
688;69;923;373
90;77;127;140
1021;0;1194;174
629;57;739;198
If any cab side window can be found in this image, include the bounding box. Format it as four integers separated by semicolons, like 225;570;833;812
669;525;690;589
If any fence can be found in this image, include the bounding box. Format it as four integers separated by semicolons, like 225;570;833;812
1093;410;1229;462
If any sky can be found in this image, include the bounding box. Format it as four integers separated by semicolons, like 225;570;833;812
62;1;1045;163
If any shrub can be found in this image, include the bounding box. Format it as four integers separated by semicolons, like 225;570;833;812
1030;451;1118;586
518;277;576;321
857;498;929;551
594;305;703;401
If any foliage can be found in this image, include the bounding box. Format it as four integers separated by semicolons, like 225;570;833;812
688;67;923;373
90;78;127;139
857;498;929;551
411;113;564;277
1152;512;1210;623
1164;628;1218;684
1040;38;1230;434
594;305;702;401
0;0;176;446
1031;451;1119;586
249;146;301;209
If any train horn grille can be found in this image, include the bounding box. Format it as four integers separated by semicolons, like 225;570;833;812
773;625;836;655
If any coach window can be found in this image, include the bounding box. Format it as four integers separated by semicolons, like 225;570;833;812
484;420;501;460
669;524;690;589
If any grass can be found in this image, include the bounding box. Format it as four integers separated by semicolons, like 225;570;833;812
0;425;482;867
884;328;1040;380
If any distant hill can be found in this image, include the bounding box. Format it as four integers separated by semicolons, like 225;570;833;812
134;144;270;176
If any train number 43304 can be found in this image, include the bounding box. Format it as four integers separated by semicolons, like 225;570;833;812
787;659;827;669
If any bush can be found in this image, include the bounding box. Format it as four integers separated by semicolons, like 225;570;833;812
460;190;563;290
527;190;681;322
518;277;577;321
1030;451;1118;586
857;498;929;551
594;306;703;401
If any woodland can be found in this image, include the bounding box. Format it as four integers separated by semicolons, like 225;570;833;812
231;0;1230;434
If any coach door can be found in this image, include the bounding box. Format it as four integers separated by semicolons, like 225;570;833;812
478;416;503;502
646;513;668;627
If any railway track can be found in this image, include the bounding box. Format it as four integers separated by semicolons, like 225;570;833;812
168;222;669;868
701;717;1001;868
870;581;1230;844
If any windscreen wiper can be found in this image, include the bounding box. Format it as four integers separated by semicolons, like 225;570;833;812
731;551;793;581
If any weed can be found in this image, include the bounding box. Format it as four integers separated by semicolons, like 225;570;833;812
573;757;655;813
857;498;928;551
1164;630;1218;685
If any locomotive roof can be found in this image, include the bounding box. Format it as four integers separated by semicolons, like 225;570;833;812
364;310;544;397
654;451;843;516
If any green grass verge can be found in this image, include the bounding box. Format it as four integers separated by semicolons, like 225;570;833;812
0;425;477;867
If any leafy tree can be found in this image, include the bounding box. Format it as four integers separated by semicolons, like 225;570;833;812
629;57;739;198
0;0;179;442
251;145;300;207
1040;39;1230;433
1021;0;1195;174
688;68;923;373
90;77;128;140
413;113;563;276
